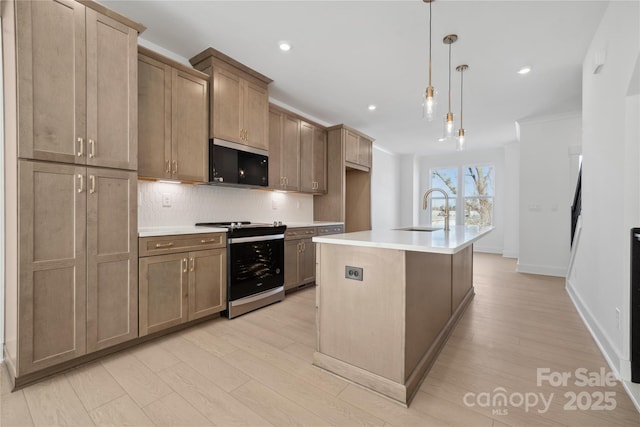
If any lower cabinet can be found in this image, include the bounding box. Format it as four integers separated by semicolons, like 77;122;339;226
138;234;226;336
284;224;344;292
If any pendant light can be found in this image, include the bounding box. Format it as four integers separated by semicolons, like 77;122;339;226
440;34;457;141
456;64;469;151
423;0;437;121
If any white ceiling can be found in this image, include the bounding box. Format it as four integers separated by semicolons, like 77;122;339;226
102;0;608;155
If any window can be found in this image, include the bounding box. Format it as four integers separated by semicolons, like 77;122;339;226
429;165;494;227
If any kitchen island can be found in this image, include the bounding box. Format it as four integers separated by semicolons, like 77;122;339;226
312;225;493;406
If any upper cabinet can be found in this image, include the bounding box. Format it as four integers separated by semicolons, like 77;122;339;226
344;128;373;171
138;47;208;182
268;104;327;194
300;121;327;193
190;48;272;152
14;0;142;170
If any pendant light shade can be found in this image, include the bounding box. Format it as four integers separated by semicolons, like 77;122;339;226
456;64;469;151
441;34;457;141
423;0;437;121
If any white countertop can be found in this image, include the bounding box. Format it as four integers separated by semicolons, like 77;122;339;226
285;221;344;228
312;225;494;254
138;226;227;237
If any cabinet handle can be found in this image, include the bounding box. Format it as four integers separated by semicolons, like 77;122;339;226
297;242;302;253
77;137;84;157
182;258;188;273
155;242;174;249
89;175;96;194
77;174;84;193
165;160;171;174
89;139;95;158
200;238;217;244
172;160;178;175
301;242;306;252
189;257;195;272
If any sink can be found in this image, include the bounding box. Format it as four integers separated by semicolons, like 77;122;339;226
394;226;442;232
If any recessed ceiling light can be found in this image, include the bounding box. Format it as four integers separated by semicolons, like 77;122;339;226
517;66;532;75
278;41;291;52
368;104;377;111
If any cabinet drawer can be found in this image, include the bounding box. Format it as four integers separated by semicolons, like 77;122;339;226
285;227;316;240
317;225;345;235
139;233;226;257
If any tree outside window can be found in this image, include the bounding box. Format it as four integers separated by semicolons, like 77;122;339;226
429;165;494;227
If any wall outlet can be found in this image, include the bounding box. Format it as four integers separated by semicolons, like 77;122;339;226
162;193;171;207
616;308;621;330
345;266;363;281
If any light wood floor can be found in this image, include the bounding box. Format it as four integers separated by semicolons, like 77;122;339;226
1;253;639;426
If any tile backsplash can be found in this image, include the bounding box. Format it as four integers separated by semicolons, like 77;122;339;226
138;181;314;228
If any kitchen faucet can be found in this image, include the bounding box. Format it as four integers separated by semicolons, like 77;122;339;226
422;188;450;231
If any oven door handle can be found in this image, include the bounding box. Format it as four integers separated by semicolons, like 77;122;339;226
228;234;285;244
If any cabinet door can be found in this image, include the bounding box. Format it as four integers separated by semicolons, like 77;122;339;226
299;121;314;193
243;80;269;150
213;67;242;143
313;127;327;193
18;161;87;374
345;130;359;164
172;69;208;182
300;238;316;284
284;239;300;291
86;9;137;170
86;169;138;352
268;109;284;189
282;115;300;191
358;137;372;169
139;253;189;336
138;54;171;179
16;0;86;164
188;248;227;320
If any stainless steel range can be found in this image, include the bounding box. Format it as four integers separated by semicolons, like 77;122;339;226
195;221;286;318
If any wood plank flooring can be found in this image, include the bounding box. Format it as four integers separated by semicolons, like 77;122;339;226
1;253;639;426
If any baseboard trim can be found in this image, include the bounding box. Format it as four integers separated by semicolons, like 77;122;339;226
516;262;567;277
502;251;519;259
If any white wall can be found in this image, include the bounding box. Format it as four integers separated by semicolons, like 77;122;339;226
0;24;4;355
138;182;314;228
416;148;507;254
503;142;520;258
566;0;640;381
371;146;401;230
517;113;581;276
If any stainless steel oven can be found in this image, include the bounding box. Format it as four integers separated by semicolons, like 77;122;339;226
196;222;286;318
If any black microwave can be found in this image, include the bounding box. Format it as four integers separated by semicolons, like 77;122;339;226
209;140;268;187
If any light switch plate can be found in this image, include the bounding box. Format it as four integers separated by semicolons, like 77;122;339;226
345;266;363;281
162;193;171;207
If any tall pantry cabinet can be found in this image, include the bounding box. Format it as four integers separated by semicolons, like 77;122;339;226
2;0;144;386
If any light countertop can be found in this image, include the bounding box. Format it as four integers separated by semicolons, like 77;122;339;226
285;221;344;228
138;226;227;237
312;225;494;254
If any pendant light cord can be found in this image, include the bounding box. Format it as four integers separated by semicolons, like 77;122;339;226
428;1;432;87
448;41;452;113
459;68;464;128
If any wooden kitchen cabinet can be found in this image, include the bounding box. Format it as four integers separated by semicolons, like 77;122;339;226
17;160;138;373
269;107;300;191
314;125;374;232
138;233;227;336
3;0;143;386
13;0;141;170
269;104;327;194
138;47;208;182
344;129;372;171
300;121;327;194
284;227;317;292
190;47;272;151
